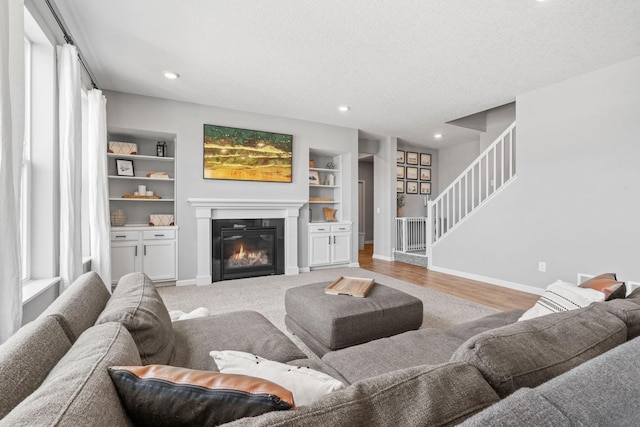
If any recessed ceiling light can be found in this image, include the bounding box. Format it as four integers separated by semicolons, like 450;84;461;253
163;71;180;79
434;133;443;139
338;105;350;112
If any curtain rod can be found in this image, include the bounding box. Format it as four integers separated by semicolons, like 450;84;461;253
44;0;99;89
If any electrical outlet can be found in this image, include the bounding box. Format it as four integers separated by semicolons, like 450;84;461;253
538;261;546;272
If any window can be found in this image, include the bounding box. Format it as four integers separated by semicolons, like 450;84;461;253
21;34;32;281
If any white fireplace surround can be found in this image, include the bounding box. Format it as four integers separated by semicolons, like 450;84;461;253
188;198;307;285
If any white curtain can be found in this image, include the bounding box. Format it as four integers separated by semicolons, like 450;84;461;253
87;89;111;288
58;44;82;290
0;0;24;342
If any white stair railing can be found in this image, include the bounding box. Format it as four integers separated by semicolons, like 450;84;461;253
427;122;517;253
395;217;428;253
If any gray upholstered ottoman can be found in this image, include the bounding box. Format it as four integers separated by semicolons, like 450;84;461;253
285;281;423;356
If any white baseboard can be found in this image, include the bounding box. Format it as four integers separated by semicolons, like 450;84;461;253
349;262;360;268
176;279;196;286
299;267;311;273
428;265;545;296
285;267;300;275
372;254;393;262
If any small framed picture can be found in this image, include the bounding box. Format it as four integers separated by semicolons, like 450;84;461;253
420;182;431;195
420;153;432;166
406;167;418;180
420;168;431;181
396;166;405;179
407;152;418;165
309;170;320;185
406;181;418;194
116;159;134;177
396;180;405;193
396;150;405;164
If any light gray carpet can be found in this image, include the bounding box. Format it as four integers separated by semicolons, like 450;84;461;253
158;268;499;358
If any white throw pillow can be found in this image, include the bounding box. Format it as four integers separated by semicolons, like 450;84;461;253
210;350;345;406
519;280;605;321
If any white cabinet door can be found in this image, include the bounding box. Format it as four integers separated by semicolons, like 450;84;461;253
111;242;139;284
309;232;332;266
143;240;176;281
331;232;351;265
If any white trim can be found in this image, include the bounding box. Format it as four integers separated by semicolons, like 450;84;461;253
372;254;393;262
428;265;545;296
176;278;196;286
627;281;640;293
349;262;360;268
22;277;60;305
299;267;311;273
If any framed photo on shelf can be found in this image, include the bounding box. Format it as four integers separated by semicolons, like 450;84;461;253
396;166;405;179
396;180;405;193
116;159;134;177
309;170;320;185
420;168;431;181
396;150;405;164
407;152;418;165
406;181;418;194
420;182;432;195
406;167;418;180
420;153;432;166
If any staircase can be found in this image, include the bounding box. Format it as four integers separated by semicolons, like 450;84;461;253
426;121;517;260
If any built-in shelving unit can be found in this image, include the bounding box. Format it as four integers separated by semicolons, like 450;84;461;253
308;149;343;223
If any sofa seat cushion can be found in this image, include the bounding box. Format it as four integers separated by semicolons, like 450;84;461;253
459;336;640;426
322;310;522;384
1;322;141;426
451;305;627;398
171;311;306;371
39;271;111;342
0;316;72;419
97;272;175;365
225;362;500;427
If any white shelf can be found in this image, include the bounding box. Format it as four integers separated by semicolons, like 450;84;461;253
110;198;174;202
107;153;174;162
309;201;340;204
109;175;174;182
310;167;340;173
309;184;340;188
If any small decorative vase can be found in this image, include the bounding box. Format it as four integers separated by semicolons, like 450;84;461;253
111;209;127;226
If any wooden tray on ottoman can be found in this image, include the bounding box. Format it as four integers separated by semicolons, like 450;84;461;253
324;276;375;298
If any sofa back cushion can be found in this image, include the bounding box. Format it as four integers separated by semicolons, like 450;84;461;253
39;271;111;342
450;306;626;398
97;272;175;365
226;362;499;427
591;298;640;340
0;317;72;419
1;322;141;426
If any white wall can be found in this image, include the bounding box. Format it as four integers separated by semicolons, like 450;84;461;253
437;139;479;193
104;91;359;281
479;103;516;151
432;56;640;290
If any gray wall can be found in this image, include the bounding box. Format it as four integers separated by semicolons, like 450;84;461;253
437;139;479;193
479;103;516;151
105;91;359;281
432;56;640;290
358;161;374;241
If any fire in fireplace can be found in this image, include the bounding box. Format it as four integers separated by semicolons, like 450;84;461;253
212;219;284;281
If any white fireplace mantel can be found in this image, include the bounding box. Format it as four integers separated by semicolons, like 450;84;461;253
187;198;307;285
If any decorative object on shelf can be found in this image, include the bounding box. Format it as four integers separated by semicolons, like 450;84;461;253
146;171;170;179
420;153;432;166
156;141;167;157
325;161;335;169
309;197;333;202
420;182;432;195
138;184;147;194
116;159;135;176
327;174;335;186
309;170;320;185
309;159;315;168
323;207;337;222
396;150;405;164
406;152;418;165
407;181;418;194
110;209;127;226
122;194;161;199
108;141;138;155
203;124;292;182
149;214;174;226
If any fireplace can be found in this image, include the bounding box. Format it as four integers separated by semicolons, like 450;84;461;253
212;219;285;281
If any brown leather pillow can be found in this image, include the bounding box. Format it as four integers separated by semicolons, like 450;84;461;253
108;365;294;426
579;273;626;301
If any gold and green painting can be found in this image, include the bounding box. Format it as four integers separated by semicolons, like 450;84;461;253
203;124;293;182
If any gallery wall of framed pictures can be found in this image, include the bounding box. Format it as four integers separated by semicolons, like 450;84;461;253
396;149;432;195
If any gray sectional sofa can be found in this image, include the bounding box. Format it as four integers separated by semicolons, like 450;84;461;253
2;271;640;426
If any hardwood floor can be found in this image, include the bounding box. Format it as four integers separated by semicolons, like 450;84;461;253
358;244;539;312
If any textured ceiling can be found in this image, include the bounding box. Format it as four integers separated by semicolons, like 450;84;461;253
51;0;640;148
